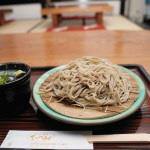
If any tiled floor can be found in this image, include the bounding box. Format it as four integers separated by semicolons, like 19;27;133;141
0;15;143;34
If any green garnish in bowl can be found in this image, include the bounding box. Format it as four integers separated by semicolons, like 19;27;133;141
0;70;26;85
0;73;9;85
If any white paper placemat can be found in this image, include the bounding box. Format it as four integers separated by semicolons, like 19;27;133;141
0;130;93;149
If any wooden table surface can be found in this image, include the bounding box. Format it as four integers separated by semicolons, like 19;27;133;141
0;30;149;73
0;31;150;149
42;4;112;15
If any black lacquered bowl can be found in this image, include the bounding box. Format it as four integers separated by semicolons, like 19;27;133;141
0;62;31;116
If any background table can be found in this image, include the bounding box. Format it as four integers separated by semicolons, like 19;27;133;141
42;4;113;27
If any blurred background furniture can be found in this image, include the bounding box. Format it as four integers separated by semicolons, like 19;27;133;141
0;9;12;25
0;0;147;34
0;3;42;33
43;4;113;27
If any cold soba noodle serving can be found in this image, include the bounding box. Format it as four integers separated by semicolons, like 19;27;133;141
39;57;138;116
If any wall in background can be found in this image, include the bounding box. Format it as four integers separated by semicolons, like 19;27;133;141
0;3;42;20
125;0;145;23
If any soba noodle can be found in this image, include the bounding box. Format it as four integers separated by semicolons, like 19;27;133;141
40;57;132;110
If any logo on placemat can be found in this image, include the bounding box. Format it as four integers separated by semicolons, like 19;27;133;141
30;134;51;141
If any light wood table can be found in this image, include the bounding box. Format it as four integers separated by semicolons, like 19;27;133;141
42;4;113;27
0;31;149;73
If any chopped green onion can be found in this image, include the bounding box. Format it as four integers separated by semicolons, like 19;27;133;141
0;73;9;85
